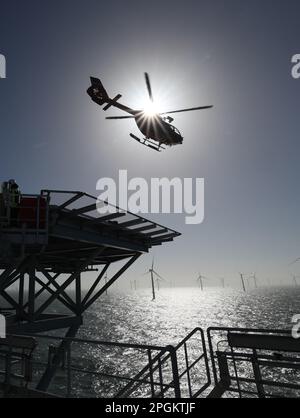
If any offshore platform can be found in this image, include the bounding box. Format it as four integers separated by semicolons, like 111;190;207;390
0;188;180;333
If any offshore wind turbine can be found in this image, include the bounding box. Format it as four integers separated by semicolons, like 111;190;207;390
196;273;208;291
251;273;258;289
144;259;166;300
130;280;137;291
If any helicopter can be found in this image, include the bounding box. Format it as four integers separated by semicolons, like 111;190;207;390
87;73;213;152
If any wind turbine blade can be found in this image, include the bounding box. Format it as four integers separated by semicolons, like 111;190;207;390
153;270;167;281
145;73;154;102
290;257;300;266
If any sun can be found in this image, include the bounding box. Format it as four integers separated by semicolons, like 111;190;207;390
143;100;159;117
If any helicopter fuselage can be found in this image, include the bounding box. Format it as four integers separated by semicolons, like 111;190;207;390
134;112;183;146
103;100;183;146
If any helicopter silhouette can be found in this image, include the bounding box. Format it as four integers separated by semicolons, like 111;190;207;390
87;73;213;152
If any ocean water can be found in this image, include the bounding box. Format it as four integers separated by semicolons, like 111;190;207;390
31;286;300;397
81;286;300;345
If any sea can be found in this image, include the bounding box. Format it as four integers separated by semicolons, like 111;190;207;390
30;286;300;398
81;286;300;345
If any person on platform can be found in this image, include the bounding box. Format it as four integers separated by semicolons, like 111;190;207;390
8;179;21;227
0;181;10;223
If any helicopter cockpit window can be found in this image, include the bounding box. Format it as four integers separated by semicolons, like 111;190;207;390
169;124;181;135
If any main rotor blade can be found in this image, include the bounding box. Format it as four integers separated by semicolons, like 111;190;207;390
160;106;213;115
106;116;135;120
145;73;154;102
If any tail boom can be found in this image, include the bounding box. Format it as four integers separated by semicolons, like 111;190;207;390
87;76;135;115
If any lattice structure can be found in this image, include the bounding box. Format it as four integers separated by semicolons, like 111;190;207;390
0;189;180;334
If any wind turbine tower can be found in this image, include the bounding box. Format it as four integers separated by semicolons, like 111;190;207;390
239;273;246;292
144;259;167;300
197;273;208;291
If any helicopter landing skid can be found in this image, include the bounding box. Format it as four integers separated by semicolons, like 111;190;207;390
129;133;166;152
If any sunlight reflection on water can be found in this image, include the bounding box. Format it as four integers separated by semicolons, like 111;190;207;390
45;287;300;397
81;287;300;346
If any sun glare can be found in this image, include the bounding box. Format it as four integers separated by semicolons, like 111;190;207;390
143;101;159;117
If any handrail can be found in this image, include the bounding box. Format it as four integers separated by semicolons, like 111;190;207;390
0;193;49;232
5;332;181;398
14;332;168;351
207;327;300;398
116;327;210;398
207;326;291;384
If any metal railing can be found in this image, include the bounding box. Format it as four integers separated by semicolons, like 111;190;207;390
117;328;211;398
0;335;37;391
0;193;49;244
3;327;300;398
9;333;181;398
207;327;300;398
0;328;211;398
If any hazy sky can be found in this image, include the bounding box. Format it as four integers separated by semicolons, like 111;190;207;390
1;0;300;288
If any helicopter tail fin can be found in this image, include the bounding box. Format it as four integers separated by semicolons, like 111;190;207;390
87;77;109;106
87;77;123;111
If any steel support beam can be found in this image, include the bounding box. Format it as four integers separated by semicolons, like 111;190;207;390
28;262;36;321
34;248;106;318
76;273;81;315
18;273;24;317
51;224;148;253
82;263;110;307
36;321;81;392
83;253;141;311
37;267;76;310
0;257;29;291
59;192;84;209
27;276;76;315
